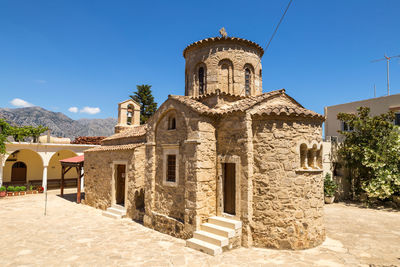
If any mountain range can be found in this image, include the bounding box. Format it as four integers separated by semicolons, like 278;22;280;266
0;106;117;139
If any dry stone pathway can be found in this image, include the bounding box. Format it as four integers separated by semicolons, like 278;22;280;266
0;189;399;266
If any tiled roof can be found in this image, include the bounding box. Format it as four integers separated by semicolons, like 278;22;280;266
85;143;143;152
102;125;147;141
169;89;324;119
183;37;264;57
251;105;322;118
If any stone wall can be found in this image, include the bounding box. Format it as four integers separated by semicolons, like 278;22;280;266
215;113;253;246
184;42;262;97
84;146;146;221
251;116;325;249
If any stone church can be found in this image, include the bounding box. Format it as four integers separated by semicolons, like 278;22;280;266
84;34;325;255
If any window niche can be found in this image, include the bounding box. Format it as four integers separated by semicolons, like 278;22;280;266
299;143;322;171
162;146;179;186
244;64;254;96
168;115;176;130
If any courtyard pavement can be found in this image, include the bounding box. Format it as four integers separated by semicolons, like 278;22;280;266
0;189;399;266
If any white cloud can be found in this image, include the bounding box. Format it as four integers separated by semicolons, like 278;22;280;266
80;106;100;115
10;98;34;108
68;107;78;113
34;80;47;84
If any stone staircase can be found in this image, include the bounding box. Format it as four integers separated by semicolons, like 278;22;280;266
186;216;242;256
102;204;126;219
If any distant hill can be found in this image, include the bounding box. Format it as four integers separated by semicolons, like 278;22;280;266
0;106;117;139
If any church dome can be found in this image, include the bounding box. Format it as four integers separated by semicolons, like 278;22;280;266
183;35;264;97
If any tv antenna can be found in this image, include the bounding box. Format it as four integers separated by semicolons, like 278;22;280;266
371;54;400;96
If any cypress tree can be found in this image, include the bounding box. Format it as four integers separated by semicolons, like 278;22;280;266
130;84;158;124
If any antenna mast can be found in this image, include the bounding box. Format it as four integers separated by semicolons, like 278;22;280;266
371;54;400;95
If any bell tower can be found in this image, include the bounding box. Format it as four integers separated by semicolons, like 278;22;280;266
115;99;141;133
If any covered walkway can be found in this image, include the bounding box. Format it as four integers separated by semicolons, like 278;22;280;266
0;142;96;191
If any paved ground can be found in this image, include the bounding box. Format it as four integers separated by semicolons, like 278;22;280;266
0;189;399;266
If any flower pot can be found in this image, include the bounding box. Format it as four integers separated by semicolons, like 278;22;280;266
27;191;32;194
33;190;38;194
0;191;6;197
7;192;13;196
38;191;43;194
20;191;26;196
325;196;335;204
14;192;20;196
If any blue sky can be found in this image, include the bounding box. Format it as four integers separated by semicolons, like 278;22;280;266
1;0;400;119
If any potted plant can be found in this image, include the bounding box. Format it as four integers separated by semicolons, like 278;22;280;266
20;186;26;195
324;173;337;204
6;186;14;196
27;185;34;194
14;186;21;196
38;186;44;194
0;186;6;198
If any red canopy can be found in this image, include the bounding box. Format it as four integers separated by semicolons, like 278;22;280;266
59;155;84;164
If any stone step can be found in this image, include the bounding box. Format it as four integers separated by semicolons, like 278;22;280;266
186;238;222;256
111;204;126;211
193;230;229;247
102;211;122;219
107;207;126;216
200;223;235;238
208;216;242;230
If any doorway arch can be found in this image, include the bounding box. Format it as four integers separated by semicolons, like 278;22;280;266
11;161;27;183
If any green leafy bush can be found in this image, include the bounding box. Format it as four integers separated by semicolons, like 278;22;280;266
7;186;14;192
20;186;26;191
338;107;400;199
0;186;6;192
324;173;337;197
14;186;21;192
29;185;34;191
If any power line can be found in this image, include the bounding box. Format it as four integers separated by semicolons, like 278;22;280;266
242;0;293;95
264;0;293;55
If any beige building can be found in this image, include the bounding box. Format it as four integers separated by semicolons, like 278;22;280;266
84;35;326;255
0;140;97;190
324;93;400;141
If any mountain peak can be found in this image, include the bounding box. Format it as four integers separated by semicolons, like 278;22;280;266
0;106;116;139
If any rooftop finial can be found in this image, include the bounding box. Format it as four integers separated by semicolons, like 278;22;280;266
219;27;227;38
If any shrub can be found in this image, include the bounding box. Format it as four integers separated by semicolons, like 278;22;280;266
14;186;21;192
29;185;33;191
0;186;6;192
324;173;337;197
338;107;400;199
20;186;26;191
7;186;14;192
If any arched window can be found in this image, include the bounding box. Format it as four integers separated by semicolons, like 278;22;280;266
127;104;133;125
198;67;205;95
168;116;176;130
300;144;308;169
245;68;251;96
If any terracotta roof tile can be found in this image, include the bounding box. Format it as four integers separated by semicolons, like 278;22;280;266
85;143;143;152
102;125;147;141
169;89;323;119
183;37;264;57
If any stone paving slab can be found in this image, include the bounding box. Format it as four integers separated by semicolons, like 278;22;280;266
0;190;399;266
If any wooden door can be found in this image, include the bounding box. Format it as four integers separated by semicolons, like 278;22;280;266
116;165;126;206
11;162;27;183
223;163;236;215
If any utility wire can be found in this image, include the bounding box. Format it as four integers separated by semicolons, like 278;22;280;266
264;0;293;55
242;0;293;95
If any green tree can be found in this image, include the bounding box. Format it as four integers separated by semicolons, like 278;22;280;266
0;119;12;154
337;107;400;199
130;84;157;124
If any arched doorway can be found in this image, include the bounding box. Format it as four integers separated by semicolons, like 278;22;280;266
11;161;27;183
